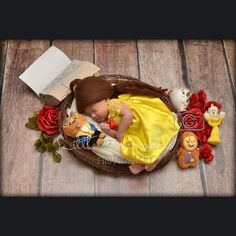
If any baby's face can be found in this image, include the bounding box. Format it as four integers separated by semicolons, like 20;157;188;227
84;99;109;123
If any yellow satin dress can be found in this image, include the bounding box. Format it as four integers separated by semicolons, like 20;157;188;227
108;94;180;164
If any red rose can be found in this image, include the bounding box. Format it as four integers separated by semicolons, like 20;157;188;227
198;90;207;104
200;143;212;158
182;108;204;131
107;119;118;130
36;105;59;135
204;155;214;163
187;90;207;113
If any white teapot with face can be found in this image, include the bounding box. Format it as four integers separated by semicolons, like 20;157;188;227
169;88;192;112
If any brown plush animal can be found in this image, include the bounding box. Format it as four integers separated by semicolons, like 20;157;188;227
63;111;106;147
177;131;199;169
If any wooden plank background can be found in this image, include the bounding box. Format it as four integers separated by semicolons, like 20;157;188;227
0;39;235;196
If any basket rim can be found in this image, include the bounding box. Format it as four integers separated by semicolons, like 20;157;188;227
57;74;182;176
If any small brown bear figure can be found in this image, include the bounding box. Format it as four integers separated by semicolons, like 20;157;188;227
177;131;199;169
63;111;106;148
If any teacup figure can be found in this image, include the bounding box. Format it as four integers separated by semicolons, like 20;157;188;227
169;88;192;113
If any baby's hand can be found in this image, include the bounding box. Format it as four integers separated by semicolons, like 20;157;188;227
100;122;110;131
115;131;124;142
100;122;117;137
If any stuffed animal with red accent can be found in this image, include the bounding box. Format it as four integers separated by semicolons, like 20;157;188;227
203;101;225;145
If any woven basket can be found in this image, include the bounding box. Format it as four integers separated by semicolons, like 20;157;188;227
58;74;182;176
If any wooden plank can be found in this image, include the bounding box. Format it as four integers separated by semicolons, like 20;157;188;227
40;40;95;195
94;40;150;195
1;40;50;195
0;40;7;103
223;40;236;95
0;41;7;80
184;40;235;196
137;40;204;195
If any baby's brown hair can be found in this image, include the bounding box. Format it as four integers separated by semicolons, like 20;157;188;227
70;76;167;113
70;76;114;113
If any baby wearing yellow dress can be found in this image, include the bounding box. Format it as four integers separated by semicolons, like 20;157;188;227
71;76;180;174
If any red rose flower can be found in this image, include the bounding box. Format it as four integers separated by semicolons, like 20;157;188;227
107;119;118;130
36;105;59;135
198;90;207;104
187;90;207;113
182;108;204;131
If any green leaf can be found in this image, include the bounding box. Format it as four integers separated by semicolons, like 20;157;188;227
28;116;38;124
25;122;38;130
53;139;65;150
52;152;62;163
42;133;52;140
39;133;45;142
41;140;46;147
36;145;46;153
33;126;41;131
53;141;60;150
45;143;54;152
58;139;65;147
47;136;54;143
34;139;42;147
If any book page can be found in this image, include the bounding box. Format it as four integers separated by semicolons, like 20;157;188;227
40;60;100;101
19;46;71;95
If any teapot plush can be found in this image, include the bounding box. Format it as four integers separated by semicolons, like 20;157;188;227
63;111;106;148
177;131;200;169
203;102;225;145
169;88;192;112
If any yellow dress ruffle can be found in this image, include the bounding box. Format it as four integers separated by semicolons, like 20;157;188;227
108;94;180;164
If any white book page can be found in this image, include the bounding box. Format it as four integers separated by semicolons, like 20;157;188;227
40;60;100;101
19;46;72;96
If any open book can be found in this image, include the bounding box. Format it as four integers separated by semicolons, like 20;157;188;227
19;46;100;105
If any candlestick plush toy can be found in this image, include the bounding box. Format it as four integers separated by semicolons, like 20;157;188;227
203;102;225;145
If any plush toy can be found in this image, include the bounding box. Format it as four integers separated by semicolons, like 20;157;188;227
203;102;225;145
63;111;106;148
177;131;200;169
169;88;192;112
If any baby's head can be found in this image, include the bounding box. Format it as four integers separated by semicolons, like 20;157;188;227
84;98;109;122
70;76;114;122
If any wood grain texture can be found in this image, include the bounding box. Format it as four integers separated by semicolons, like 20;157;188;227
94;40;150;195
40;40;95;195
223;40;236;94
1;40;50;195
0;40;7;105
184;40;235;196
0;41;7;84
137;40;204;196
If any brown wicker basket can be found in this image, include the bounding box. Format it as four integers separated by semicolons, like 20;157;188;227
57;74;182;176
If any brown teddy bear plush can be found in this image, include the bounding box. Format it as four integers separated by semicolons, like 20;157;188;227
63;111;106;148
177;131;200;169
